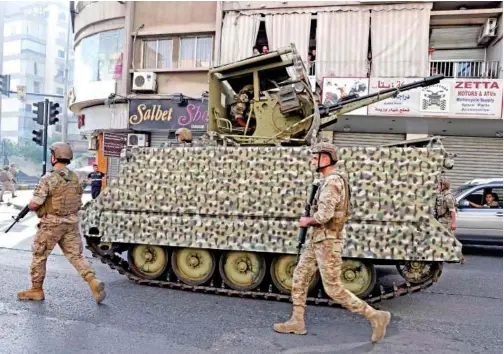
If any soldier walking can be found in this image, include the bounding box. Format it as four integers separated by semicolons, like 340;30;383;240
9;164;17;195
274;142;391;344
0;165;16;202
435;176;463;263
17;142;106;304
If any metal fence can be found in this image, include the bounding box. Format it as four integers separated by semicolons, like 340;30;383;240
429;60;501;79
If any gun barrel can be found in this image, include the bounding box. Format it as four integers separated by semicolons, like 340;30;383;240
318;74;445;122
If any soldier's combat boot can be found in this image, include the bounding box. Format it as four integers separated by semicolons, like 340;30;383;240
364;306;391;343
17;283;44;301
273;305;307;334
84;274;106;304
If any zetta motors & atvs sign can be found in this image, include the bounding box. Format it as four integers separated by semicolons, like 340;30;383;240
323;77;502;119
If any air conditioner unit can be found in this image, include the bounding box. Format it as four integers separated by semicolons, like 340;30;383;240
132;72;157;92
477;18;498;45
127;133;149;147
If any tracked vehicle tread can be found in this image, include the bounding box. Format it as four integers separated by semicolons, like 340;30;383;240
86;239;441;306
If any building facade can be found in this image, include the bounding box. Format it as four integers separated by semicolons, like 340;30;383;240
71;1;503;186
2;1;81;146
70;1;215;183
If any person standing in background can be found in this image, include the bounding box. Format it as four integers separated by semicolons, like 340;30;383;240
87;164;105;199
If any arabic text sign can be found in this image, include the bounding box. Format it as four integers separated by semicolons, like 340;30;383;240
368;78;421;116
322;78;369;115
450;79;502;118
103;132;128;157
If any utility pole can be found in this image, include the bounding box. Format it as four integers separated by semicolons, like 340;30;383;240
62;14;71;143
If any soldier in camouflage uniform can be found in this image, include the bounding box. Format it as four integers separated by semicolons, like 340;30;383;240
0;166;16;201
17;142;106;304
435;176;463;263
274;142;391;344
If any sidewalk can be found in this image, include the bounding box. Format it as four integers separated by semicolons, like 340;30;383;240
5;189;93;211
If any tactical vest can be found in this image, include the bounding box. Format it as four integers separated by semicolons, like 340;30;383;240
312;171;352;232
36;170;82;218
435;190;454;218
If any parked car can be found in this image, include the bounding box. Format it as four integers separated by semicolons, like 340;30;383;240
453;178;503;246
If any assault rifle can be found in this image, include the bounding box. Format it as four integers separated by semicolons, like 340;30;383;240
5;205;30;233
296;182;319;263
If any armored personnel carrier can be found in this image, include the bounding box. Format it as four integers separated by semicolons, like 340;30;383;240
81;44;462;306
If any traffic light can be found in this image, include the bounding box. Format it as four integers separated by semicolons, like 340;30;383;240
48;101;60;125
32;129;43;146
0;74;10;97
32;101;45;125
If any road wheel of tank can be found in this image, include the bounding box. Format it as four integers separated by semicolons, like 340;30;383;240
127;244;169;280
396;261;443;285
219;251;266;291
270;255;320;294
171;248;216;286
340;259;376;298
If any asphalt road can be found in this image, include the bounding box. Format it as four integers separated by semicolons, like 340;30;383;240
0;206;501;354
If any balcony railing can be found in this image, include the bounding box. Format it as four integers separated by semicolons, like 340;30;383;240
304;60;501;79
430;60;501;79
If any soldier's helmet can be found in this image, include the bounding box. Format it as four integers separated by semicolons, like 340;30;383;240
312;141;338;162
49;142;73;161
175;128;192;142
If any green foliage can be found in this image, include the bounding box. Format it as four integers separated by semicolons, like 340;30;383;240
1;134;80;164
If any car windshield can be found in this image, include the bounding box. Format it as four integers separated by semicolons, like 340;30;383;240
453;184;476;197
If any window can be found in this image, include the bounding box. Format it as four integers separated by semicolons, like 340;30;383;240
58;50;65;58
74;28;124;84
179;36;212;69
56;69;64;77
460;186;503;209
34;62;37;75
25;104;31;112
143;39;173;69
56;87;64;95
33;81;41;93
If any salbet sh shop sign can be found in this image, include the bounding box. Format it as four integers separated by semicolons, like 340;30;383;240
128;99;209;130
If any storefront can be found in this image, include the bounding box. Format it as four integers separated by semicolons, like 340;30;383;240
128;98;209;147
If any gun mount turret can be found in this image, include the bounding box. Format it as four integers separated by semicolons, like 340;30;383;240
207;44;445;146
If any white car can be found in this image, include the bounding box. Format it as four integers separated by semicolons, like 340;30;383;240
453;178;503;246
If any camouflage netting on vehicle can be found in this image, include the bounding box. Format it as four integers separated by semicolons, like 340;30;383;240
79;145;462;262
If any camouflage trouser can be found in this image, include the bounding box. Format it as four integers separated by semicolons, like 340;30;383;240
30;222;95;285
291;239;367;313
0;181;15;200
439;217;465;263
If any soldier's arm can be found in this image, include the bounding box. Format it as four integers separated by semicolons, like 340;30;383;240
28;178;49;211
447;195;457;227
303;177;343;226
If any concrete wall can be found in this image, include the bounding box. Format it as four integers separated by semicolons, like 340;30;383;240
130;1;216;97
133;1;216;35
74;1;125;44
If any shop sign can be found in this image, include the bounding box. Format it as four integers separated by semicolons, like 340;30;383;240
103;132;128;157
321;78;369;115
322;77;502;119
128;99;208;130
450;79;502;118
368;78;421;116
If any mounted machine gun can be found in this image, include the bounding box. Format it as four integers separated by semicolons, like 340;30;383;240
207;44;444;146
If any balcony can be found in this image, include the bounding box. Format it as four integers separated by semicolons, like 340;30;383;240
430;60;501;79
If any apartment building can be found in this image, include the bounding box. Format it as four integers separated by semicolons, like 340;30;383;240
71;1;502;185
2;1;81;147
70;1;215;181
217;0;503;185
